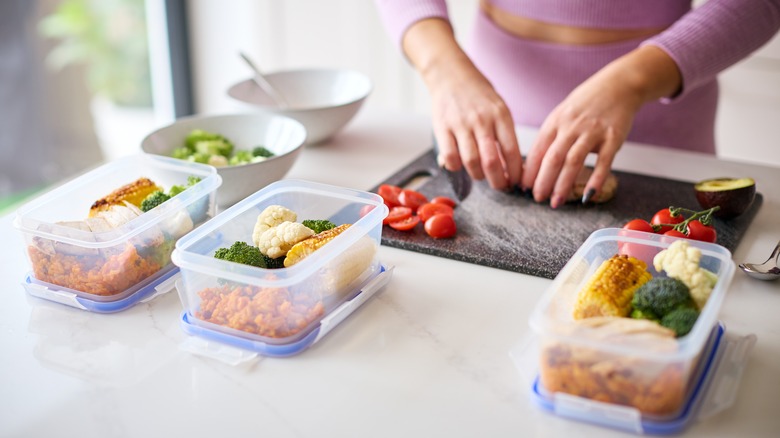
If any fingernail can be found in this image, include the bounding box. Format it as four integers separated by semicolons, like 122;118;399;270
551;195;563;209
582;188;596;204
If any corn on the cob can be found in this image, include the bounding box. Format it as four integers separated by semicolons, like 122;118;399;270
573;254;651;320
89;177;161;217
284;224;351;267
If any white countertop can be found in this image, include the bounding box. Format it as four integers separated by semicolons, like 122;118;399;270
1;109;779;438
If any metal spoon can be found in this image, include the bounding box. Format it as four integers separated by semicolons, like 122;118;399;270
739;239;780;280
238;52;289;108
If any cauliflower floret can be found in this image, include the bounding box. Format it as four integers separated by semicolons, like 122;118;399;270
256;221;314;259
252;205;297;247
653;240;718;310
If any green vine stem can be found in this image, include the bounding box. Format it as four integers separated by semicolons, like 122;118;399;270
651;206;720;233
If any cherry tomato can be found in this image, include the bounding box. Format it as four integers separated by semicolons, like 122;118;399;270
359;204;375;218
417;202;454;223
431;196;457;209
619;220;658;261
388;215;420;231
378;184;402;208
424;213;457;238
664;229;687;238
383;206;412;225
686;220;717;243
398;189;429;210
622;219;655;234
651;208;685;233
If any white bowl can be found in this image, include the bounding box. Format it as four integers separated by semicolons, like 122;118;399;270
141;113;306;208
227;68;371;144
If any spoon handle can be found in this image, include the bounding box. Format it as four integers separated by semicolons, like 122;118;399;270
239;52;289;108
770;239;780;262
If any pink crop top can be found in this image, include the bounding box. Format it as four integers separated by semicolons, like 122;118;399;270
375;0;780;99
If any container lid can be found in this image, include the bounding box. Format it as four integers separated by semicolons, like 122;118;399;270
22;268;180;313
178;264;393;361
172;179;388;288
528;228;736;362
527;322;756;435
13;154;221;247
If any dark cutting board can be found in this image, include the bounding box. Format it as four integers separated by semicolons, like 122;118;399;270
374;148;763;279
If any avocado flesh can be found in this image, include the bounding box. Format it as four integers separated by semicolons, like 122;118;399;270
694;178;755;192
694;178;756;218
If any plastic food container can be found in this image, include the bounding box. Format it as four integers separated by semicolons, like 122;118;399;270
172;179;391;357
13;155;221;312
528;228;736;424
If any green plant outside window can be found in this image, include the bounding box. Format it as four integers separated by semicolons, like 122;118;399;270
38;0;152;107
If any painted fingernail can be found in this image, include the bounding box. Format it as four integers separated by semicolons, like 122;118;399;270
582;188;596;204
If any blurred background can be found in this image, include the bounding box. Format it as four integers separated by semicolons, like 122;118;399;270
2;0;779;214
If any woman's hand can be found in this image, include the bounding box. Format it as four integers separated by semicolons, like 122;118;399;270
404;18;523;190
522;45;682;208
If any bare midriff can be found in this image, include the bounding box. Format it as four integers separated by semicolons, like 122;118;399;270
480;0;667;45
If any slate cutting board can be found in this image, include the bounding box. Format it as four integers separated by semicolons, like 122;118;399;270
375;148;763;279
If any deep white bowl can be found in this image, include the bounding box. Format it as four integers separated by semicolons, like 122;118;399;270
227;68;371;144
141;113;306;208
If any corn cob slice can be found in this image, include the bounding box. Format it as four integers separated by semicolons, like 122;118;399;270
284;223;351;267
89;177;161;217
573;254;652;320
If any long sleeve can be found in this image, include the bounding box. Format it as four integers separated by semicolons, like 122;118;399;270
374;0;450;48
642;0;780;100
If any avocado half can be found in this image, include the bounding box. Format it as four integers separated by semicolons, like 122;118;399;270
694;177;756;218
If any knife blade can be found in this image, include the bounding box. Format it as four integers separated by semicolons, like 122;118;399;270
432;135;472;201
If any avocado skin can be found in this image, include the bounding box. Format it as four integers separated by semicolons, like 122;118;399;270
694;178;756;218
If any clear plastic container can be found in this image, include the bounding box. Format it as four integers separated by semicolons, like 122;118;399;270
528;228;736;420
171;179;390;356
13;155;221;312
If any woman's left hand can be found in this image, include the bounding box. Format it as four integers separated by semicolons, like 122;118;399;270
521;45;682;208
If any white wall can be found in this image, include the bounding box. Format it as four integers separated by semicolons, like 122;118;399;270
186;0;780;167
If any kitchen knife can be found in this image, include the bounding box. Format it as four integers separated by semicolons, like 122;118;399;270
432;134;472;201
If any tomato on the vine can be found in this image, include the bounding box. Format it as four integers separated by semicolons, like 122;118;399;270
378;184;402;208
417;202;454;223
383;206;412;225
398;189;429;210
424;213;457;238
388;215;420;231
663;229;687;238
651;208;684;233
686;220;717;243
623;219;655;233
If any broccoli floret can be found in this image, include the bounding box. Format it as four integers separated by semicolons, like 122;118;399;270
213;241;265;267
261;253;286;269
194;139;234;158
252;146;275;158
171;146;193;160
631;277;694;318
661;307;699;337
168;185;186;197
302;219;337;234
188;152;211;164
168;175;202;197
229;150;254;165
630;308;660;322
185;129;222;150
140;190;172;212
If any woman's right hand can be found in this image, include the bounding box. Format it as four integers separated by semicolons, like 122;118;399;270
404;18;523;191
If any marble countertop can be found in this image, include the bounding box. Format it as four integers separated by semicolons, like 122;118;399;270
1;109;779;438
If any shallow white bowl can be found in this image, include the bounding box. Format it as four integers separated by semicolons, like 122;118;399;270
227;68;371;144
141;113;306;207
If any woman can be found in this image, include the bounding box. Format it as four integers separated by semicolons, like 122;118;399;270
375;0;780;208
